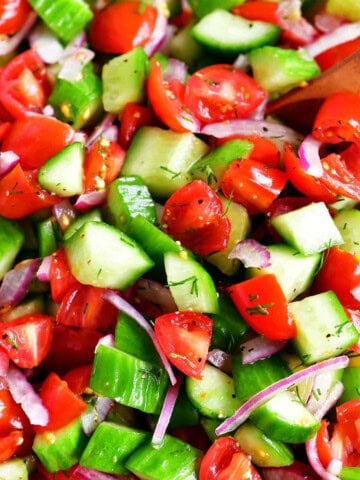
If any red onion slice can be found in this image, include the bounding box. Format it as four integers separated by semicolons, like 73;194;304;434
36;255;52;283
0;151;19;178
73;465;136;480
152;378;181;445
207;349;232;374
0;258;41;308
52;199;77;232
314;12;345;33
5;365;49;426
306;21;360;58
74;190;107;212
276;0;317;44
229;239;271;268
86;114;116;147
163;58;188;84
298;135;324;178
215;355;349;435
81;396;114;436
240;336;287;365
0;11;37;56
102;290;177;385
305;435;340;480
143;1;168;56
202;119;303;145
29;23;65;64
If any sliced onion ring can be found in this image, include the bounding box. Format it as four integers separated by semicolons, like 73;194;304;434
81;396;114;436
207;349;232;374
152;377;181;445
306;21;360;58
0;151;19;178
74;190;107;212
240;336;287;365
229;239;271;268
0;258;41;309
298;135;324;178
73;465;134;480
215;355;349;435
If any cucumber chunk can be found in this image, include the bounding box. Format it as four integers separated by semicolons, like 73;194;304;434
333;208;360;260
192;10;281;55
0;458;28;480
187;0;245;18
0;217;24;281
64;220;154;289
326;0;360;21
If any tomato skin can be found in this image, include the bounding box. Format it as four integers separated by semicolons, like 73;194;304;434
221;158;288;215
228;273;296;341
119;102;158;149
336;398;360;454
61;364;92;395
0;0;32;35
313;246;360;309
0;430;24;463
50;248;80;304
154;311;213;378
84;137;125;192
0;313;54;368
199;436;261;480
184;64;266;125
315;37;360;72
161;180;230;255
35;372;87;434
56;285;118;332
89;1;157;54
2;114;75;170
0;49;51;119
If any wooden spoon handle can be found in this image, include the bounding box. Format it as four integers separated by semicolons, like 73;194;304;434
265;51;360;134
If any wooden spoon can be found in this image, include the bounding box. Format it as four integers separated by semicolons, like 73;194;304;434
265;50;360;134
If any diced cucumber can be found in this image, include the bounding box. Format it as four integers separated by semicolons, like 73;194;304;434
28;0;93;43
0;458;28;480
187;0;245;18
234;420;294;467
0;295;45;322
164;251;219;313
270;202;343;255
289;291;359;365
121;126;209;198
32;417;88;472
191;10;281;55
250;390;320;443
0;217;24;281
64;220;154;290
63;207;102;241
339;356;360;402
104;175;157;233
333;208;360;260
206;196;251;276
125;434;202;480
246;243;322;301
80;422;149;475
38;216;60;257
102;47;149;115
38;142;85;197
340;466;360;480
186;364;241;419
249;46;321;95
326;0;360;21
90;344;169;414
169;21;205;70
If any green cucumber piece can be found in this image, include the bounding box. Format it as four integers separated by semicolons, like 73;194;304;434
49;62;103;129
80;422;149;475
89;344;169;414
165;250;219;313
38;216;60;257
32;417;88;472
190;139;253;190
186;363;242;419
0;217;24;280
63;207;102;241
333;208;360;260
28;0;93;43
102;47;149;115
0;295;45;321
64;220;154;289
104;175;157;232
246;243;322;301
289;291;359;365
0;459;28;480
38;142;85;197
206;195;251;276
340;466;360;480
169;21;204;70
339;357;360;402
326;0;360;21
249;46;321;95
125;434;202;480
187;0;245;18
234;420;294;467
192;10;281;55
270;201;343;255
250;390;320;443
121;126;209;198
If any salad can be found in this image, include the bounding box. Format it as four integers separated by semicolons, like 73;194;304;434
0;0;360;479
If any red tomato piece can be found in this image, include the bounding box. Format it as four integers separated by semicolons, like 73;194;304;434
35;464;78;480
312;91;360;145
0;49;51;119
35;372;87;433
221;158;288;215
0;0;32;35
0;430;23;463
184;64;266;125
89;1;157;54
316;37;360;72
2;114;75;169
56;284;118;332
49;248;80;304
119;102;158;149
154;311;213;378
344;308;360;354
147;59;200;133
0;313;54;368
313;246;360;309
161;180;230;255
0;164;60;219
228;273;296;341
62;364;92;395
84;136;125;192
199;437;262;480
232;1;279;23
336;398;360;454
319;152;360;201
